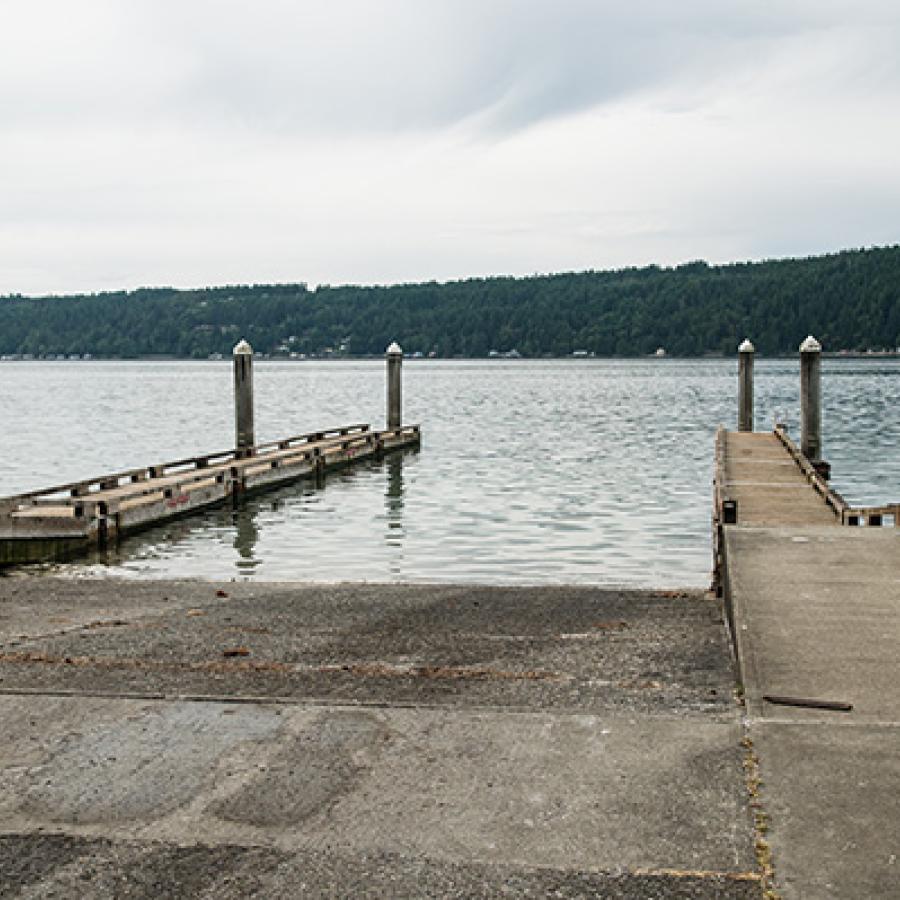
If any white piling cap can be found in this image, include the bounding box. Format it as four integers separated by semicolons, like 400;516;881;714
233;339;253;355
799;335;821;353
738;338;755;353
386;341;403;355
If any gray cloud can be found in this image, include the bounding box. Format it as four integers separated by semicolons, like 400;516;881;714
1;1;899;294
5;1;896;137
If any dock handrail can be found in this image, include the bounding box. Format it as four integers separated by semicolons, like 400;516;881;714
0;423;372;510
19;468;231;516
773;424;847;520
774;424;899;525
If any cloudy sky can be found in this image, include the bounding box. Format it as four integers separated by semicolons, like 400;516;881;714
1;0;899;295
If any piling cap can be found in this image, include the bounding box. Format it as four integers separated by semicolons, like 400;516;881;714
233;339;253;355
799;335;822;353
386;341;403;356
738;338;755;353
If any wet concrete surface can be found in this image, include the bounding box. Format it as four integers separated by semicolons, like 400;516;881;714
0;581;734;713
0;578;757;897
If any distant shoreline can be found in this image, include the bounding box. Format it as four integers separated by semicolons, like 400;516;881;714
3;351;900;363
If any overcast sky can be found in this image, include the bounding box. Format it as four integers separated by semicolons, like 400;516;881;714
1;0;899;295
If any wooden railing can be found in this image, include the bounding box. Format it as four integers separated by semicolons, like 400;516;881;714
773;425;848;520
775;424;899;526
0;424;371;512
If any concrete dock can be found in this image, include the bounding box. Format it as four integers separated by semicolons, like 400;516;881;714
717;429;900;899
0;578;759;898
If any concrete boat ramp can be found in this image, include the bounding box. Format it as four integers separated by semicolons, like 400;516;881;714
0;425;897;897
0;579;758;898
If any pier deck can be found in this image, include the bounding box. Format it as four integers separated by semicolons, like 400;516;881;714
717;428;900;899
0;423;420;566
717;431;839;526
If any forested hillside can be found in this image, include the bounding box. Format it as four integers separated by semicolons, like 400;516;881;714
2;245;899;359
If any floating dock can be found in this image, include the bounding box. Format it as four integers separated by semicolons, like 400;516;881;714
714;424;900;898
0;423;420;566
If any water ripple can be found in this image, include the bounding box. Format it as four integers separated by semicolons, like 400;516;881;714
1;358;899;586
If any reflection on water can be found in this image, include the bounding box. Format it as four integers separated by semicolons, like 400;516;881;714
2;357;900;587
233;502;261;570
72;453;420;582
385;452;405;542
384;452;407;579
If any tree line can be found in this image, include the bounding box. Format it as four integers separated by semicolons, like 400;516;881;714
1;245;899;359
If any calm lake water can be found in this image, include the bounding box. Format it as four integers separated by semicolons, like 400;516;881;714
2;358;899;587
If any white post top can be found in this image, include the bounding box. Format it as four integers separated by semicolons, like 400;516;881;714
799;335;822;353
386;341;403;355
233;339;253;355
738;338;755;353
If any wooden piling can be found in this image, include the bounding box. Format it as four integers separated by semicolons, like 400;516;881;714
386;342;403;430
738;339;754;432
234;339;255;455
799;335;822;461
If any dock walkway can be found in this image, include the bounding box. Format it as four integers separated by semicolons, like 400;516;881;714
716;430;838;526
717;428;900;899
